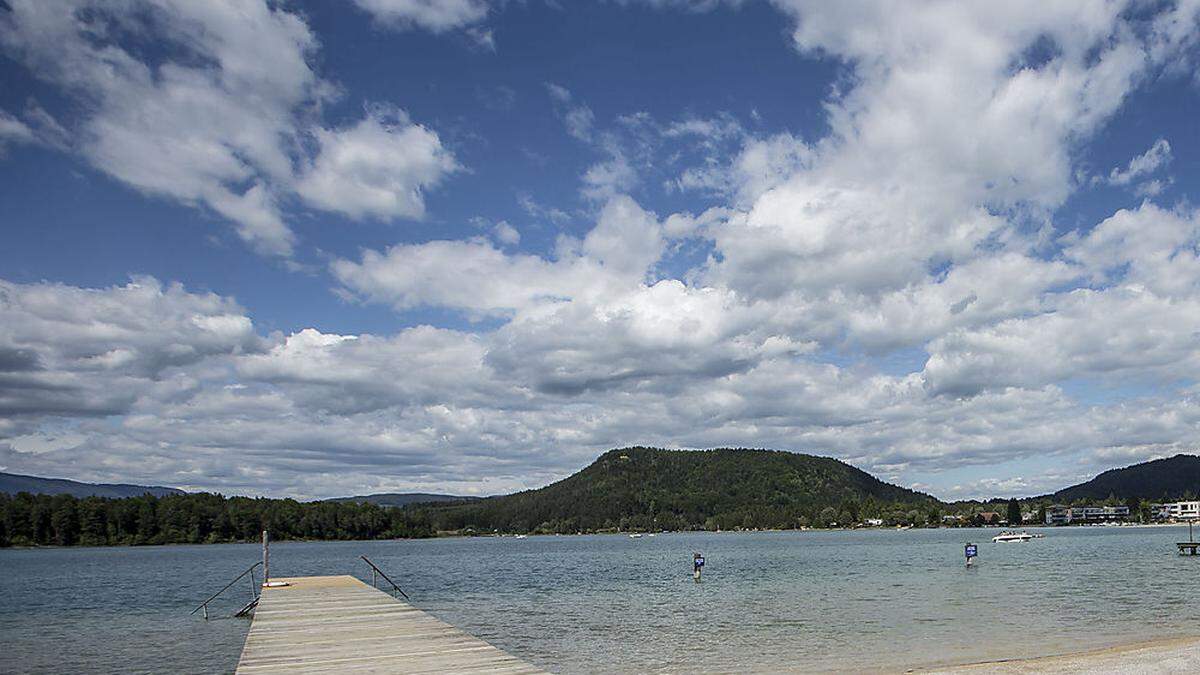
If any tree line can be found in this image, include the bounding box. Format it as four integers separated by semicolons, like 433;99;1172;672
0;491;434;547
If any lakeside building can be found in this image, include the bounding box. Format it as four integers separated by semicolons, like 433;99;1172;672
1151;501;1200;520
1045;505;1070;525
1068;506;1129;523
1045;505;1129;525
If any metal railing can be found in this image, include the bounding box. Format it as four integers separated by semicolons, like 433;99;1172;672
361;555;409;600
191;561;262;620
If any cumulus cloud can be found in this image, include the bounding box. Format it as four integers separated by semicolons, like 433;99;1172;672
307;2;1200;498
332;195;665;315
297;107;458;221
6;2;1200;499
2;273;1200;499
923;204;1200;396
0;277;263;424
0;0;459;256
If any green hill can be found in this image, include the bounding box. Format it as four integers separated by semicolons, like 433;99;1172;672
422;447;938;533
1053;454;1200;502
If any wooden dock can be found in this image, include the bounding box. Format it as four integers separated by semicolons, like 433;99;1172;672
236;575;544;674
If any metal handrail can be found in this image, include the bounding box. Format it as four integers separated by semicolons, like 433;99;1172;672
191;561;262;619
361;555;409;600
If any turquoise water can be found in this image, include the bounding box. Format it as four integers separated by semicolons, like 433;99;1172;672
1;526;1198;673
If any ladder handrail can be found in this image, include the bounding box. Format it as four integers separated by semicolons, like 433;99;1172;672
361;555;410;600
191;561;262;616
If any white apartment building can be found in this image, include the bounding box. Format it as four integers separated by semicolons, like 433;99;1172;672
1152;501;1200;520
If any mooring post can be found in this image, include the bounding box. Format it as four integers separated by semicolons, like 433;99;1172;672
693;552;704;582
262;530;270;586
965;542;977;567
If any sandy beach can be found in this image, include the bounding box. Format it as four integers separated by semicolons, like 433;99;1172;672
920;636;1200;674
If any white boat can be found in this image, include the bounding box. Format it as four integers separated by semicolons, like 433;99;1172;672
629;533;643;538
992;531;1034;543
514;534;527;539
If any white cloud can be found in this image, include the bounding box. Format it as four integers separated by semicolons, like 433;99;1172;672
923;204;1200;396
2;274;1200;499
352;0;490;32
0;109;35;149
1104;138;1172;186
546;83;595;142
297;107;458;221
0;0;459;256
492;221;521;245
0;277;263;424
332;195;664;315
5;3;1200;500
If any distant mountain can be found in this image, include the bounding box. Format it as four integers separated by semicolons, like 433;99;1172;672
327;493;480;508
422;447;938;533
0;471;184;498
1052;454;1200;502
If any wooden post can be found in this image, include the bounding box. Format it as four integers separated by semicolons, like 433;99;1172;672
262;530;270;586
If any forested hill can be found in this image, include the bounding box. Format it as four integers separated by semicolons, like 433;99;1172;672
327;493;480;507
422;447;938;533
0;471;183;498
1053;454;1200;502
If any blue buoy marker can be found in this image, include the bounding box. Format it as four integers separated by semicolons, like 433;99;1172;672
964;542;977;567
693;552;705;582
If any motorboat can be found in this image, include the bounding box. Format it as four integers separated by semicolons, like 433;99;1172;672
992;530;1035;543
629;533;643;538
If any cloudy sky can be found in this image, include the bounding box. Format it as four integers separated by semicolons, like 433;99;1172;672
1;0;1199;500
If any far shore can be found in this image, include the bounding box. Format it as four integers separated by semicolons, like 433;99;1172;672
914;634;1200;674
4;520;1194;550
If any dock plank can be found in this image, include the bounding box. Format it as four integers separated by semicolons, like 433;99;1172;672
236;575;544;674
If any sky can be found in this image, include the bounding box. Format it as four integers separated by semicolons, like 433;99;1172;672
1;0;1199;501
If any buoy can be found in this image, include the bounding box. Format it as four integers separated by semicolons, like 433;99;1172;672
693;552;705;582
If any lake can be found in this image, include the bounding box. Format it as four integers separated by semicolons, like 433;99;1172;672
2;526;1197;673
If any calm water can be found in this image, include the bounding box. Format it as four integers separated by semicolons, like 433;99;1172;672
2;526;1198;673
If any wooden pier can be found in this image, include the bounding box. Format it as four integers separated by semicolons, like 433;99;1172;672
235;575;544;674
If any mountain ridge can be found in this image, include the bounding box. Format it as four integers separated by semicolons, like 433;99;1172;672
326;493;481;507
1049;454;1200;502
0;471;184;499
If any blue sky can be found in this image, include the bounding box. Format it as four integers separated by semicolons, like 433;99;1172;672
1;0;1199;500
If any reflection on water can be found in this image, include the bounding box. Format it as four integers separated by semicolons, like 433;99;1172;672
1;526;1196;673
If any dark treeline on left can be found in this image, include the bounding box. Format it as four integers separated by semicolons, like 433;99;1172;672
0;491;435;547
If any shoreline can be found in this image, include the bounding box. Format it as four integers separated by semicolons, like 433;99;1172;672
915;635;1200;674
3;521;1193;550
